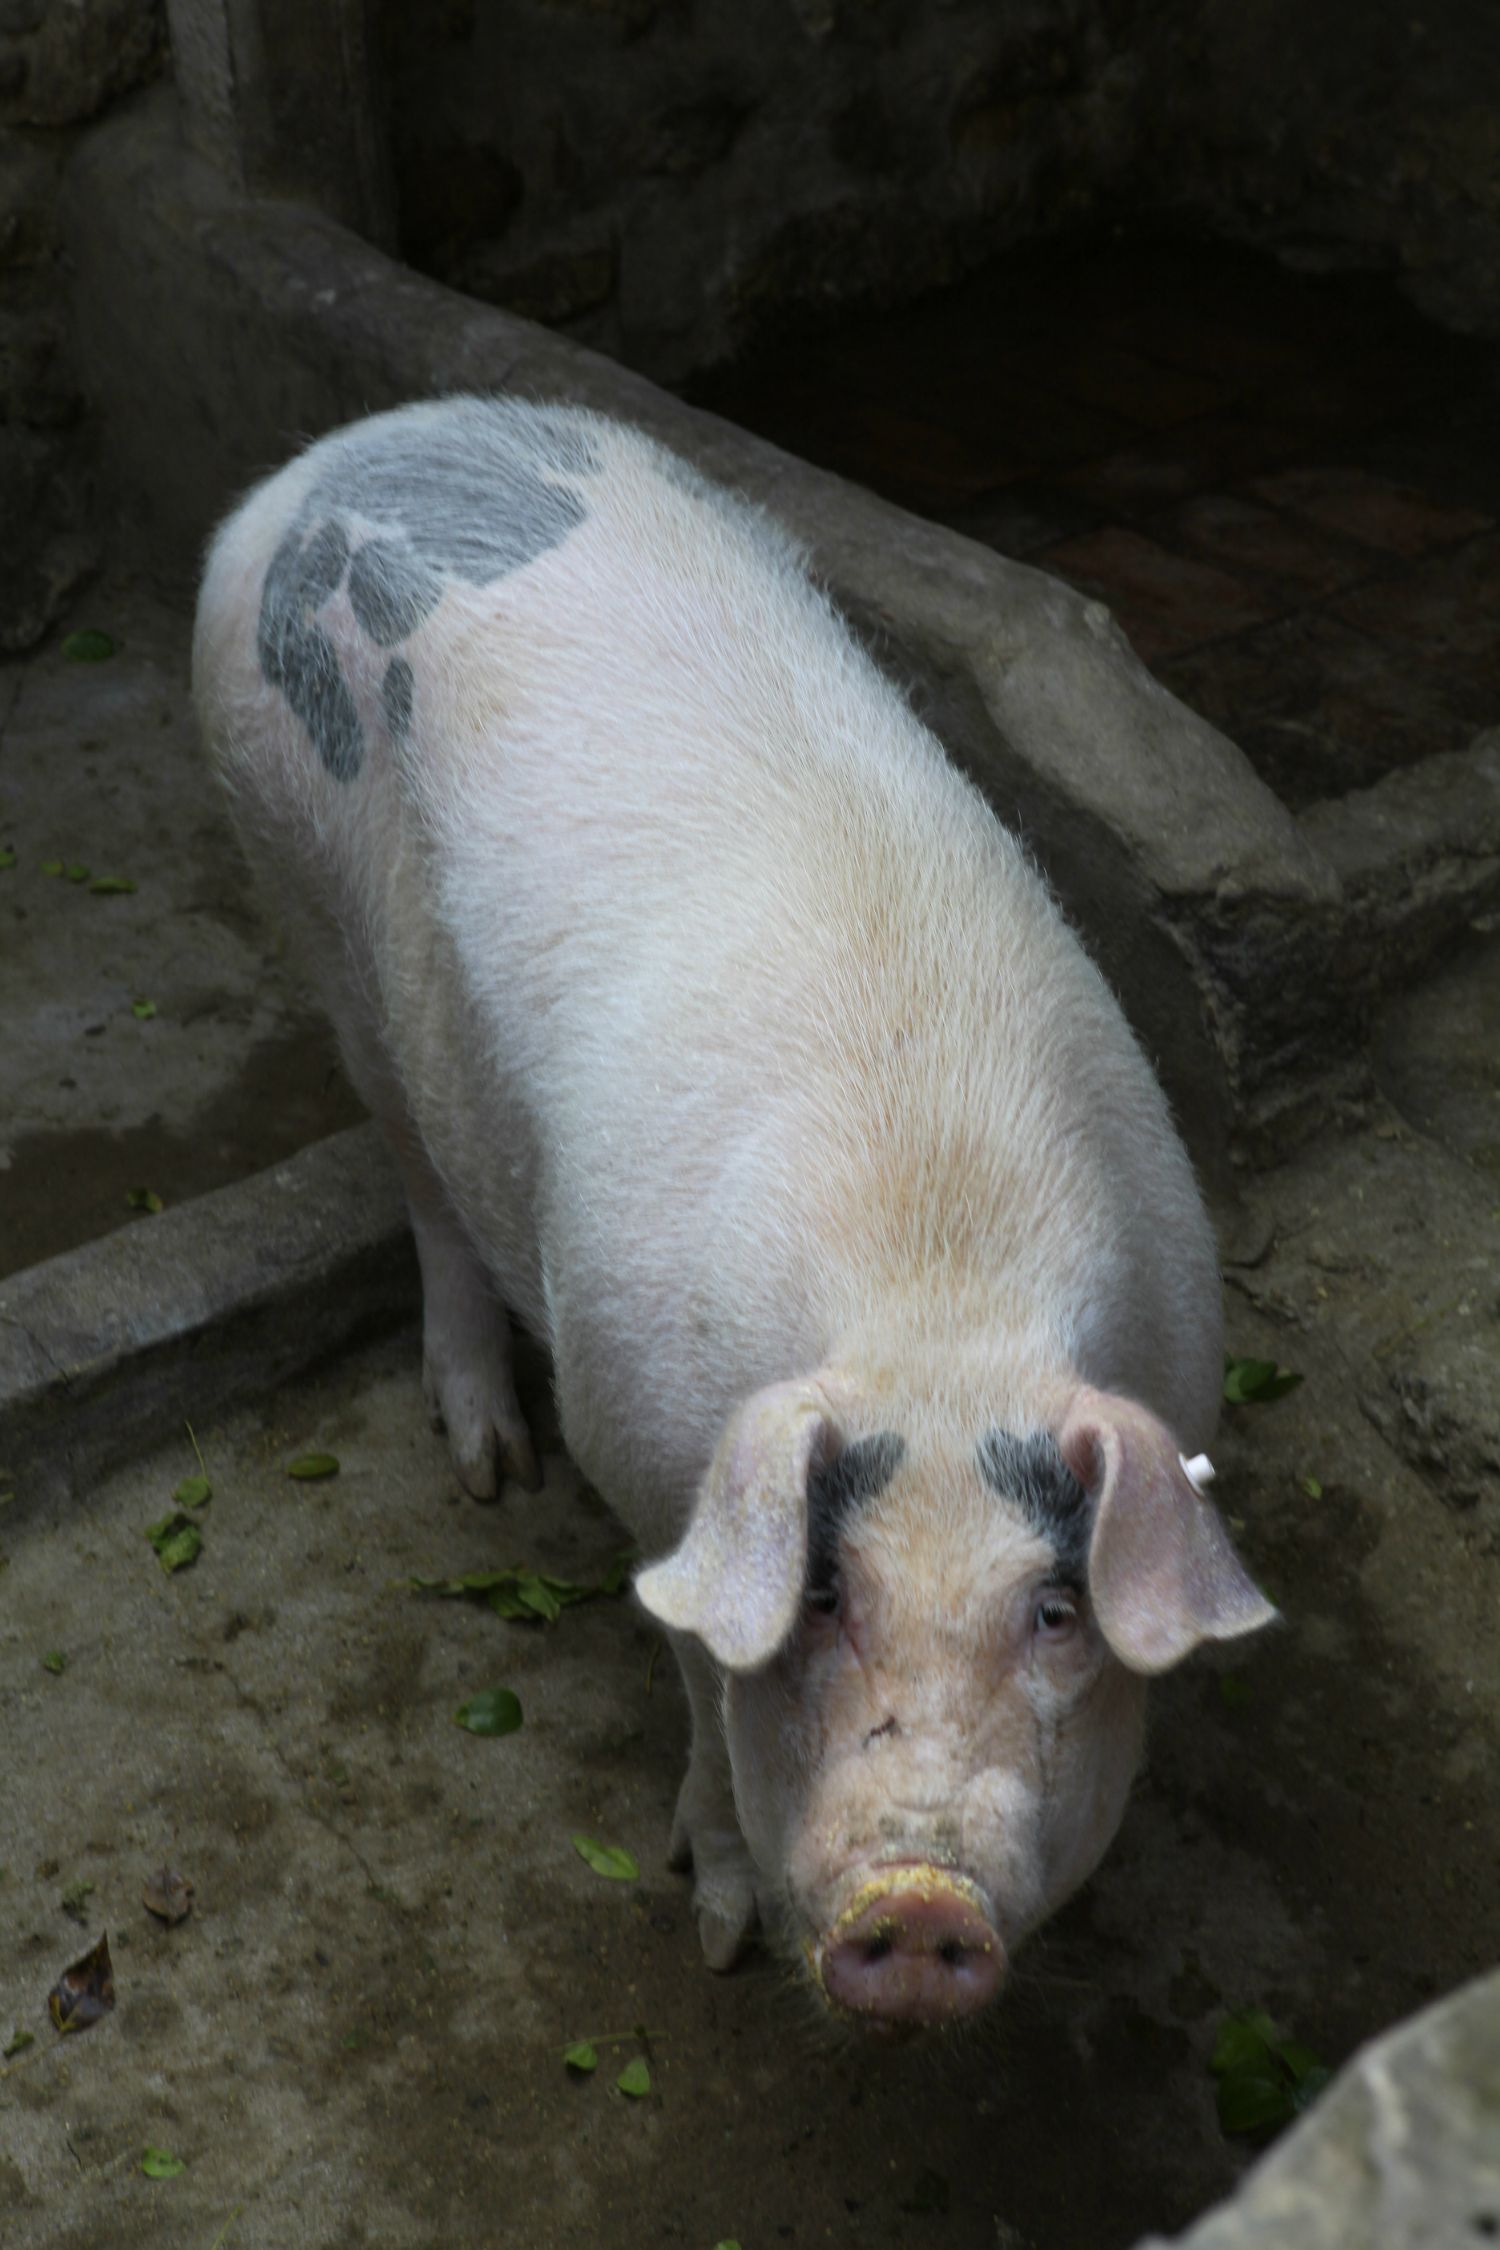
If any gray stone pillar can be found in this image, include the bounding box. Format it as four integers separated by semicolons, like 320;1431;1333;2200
163;0;394;248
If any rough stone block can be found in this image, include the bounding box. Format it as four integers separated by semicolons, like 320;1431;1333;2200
0;0;163;129
1133;1968;1500;2250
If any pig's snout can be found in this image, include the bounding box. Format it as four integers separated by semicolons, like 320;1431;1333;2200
814;1866;1004;2030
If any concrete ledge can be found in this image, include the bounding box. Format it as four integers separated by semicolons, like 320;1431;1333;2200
1300;728;1500;992
0;1122;417;1495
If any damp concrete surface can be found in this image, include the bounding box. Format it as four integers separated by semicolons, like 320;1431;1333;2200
1;579;1498;2250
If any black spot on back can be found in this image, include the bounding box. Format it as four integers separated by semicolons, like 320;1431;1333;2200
977;1429;1090;1583
807;1431;905;1601
298;515;351;601
382;655;414;743
348;539;443;646
314;421;588;589
257;527;364;782
257;405;600;783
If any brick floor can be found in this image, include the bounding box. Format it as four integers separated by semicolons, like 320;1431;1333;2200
1332;533;1500;660
1157;615;1490;810
1151;492;1379;603
1037;526;1275;663
1246;467;1493;558
687;234;1500;806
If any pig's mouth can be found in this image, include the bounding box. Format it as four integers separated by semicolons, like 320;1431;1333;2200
805;1859;1007;2036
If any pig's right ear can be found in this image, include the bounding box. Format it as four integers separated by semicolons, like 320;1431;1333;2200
1061;1387;1278;1676
634;1379;841;1672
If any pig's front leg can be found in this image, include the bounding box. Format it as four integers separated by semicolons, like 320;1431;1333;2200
403;1159;542;1500
667;1631;762;1971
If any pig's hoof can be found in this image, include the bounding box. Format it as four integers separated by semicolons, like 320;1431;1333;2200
671;1818;760;1970
697;1895;756;1973
423;1358;542;1498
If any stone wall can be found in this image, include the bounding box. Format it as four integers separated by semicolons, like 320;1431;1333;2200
1131;0;1500;338
380;0;1141;383
380;0;1500;383
0;0;165;652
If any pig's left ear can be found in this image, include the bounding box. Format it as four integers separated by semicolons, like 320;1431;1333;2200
1060;1388;1277;1675
634;1377;842;1672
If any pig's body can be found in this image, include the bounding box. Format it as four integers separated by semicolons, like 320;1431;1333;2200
196;398;1269;2029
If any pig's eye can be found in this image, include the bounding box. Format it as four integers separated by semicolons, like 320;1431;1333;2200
1033;1591;1079;1639
806;1583;839;1616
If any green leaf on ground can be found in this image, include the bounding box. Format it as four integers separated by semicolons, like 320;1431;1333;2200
173;1475;212;1509
126;1187;164;1214
563;2041;598;2073
286;1452;340;1480
454;1688;523;1737
61;629;116;662
1223;1355;1304;1405
3;2026;35;2058
64;862;90;883
0;846;15;871
1210;2007;1329;2138
41;1650;68;1676
61;1878;95;1923
571;1836;638;1882
410;1558;626;1621
89;876;137;895
615;2057;650;2097
131;998;157;1020
145;1512;202;1573
40;858;64;876
1301;1474;1323;1499
140;2147;185;2178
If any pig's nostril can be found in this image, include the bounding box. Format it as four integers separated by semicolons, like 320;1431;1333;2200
819;1876;1005;2026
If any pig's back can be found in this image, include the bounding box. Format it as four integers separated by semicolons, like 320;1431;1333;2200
196;398;1221;1488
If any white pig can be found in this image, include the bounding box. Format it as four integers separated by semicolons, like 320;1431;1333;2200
193;396;1272;2033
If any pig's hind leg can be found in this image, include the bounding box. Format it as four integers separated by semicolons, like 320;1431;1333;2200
403;1156;543;1500
668;1631;764;1971
314;938;542;1500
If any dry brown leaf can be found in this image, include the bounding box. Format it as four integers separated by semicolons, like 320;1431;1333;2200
48;1932;115;2034
142;1866;194;1925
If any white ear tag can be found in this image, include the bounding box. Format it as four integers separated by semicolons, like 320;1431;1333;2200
1178;1452;1216;1491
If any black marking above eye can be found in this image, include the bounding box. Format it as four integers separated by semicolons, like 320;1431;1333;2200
806;1431;905;1603
977;1428;1090;1583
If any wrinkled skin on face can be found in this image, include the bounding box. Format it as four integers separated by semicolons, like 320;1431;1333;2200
727;1442;1148;2023
637;1375;1273;2035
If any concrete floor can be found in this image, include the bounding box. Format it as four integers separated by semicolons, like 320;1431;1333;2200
0;579;360;1279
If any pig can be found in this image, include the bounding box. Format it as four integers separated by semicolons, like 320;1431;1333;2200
193;395;1273;2034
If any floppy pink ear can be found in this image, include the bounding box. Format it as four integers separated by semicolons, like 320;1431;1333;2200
634;1378;842;1672
1060;1388;1277;1676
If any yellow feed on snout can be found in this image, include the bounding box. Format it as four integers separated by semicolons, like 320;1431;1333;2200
805;1862;995;1992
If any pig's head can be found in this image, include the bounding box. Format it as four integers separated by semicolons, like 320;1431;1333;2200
636;1372;1274;2036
